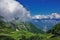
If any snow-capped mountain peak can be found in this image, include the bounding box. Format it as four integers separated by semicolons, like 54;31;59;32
32;13;60;19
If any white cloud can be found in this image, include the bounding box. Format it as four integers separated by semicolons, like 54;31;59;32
32;13;60;19
50;13;60;19
0;0;60;21
0;0;31;21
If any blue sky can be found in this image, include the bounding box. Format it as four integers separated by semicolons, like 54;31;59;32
17;0;60;16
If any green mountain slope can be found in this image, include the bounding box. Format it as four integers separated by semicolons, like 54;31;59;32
51;23;60;34
1;16;60;40
0;16;44;40
8;20;43;33
46;23;60;40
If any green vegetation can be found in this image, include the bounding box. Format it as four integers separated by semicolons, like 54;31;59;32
0;16;60;40
47;23;60;40
51;23;60;35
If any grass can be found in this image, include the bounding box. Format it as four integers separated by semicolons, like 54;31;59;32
0;28;60;40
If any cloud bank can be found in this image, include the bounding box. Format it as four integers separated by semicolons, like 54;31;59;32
0;0;31;21
0;0;60;22
32;13;60;19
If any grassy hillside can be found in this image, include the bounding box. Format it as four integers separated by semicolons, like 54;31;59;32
0;16;44;40
47;22;60;40
8;20;43;33
0;16;60;40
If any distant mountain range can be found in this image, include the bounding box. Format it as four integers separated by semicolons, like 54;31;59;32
30;19;60;32
32;13;60;20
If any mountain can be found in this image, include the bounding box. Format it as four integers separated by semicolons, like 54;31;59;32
8;20;43;33
32;13;60;20
0;16;44;40
30;19;60;32
0;16;43;33
51;23;60;34
0;16;60;40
